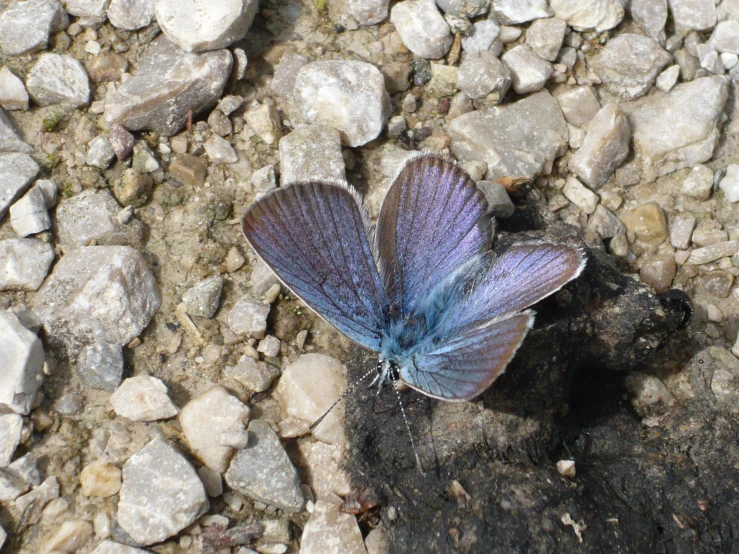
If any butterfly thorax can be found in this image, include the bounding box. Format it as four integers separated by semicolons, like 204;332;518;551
379;308;441;366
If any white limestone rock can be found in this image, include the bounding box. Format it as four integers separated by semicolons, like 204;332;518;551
32;245;162;347
436;0;490;18
90;540;151;554
457;50;511;102
182;276;223;318
526;16;567;61
0;67;30;111
63;0;111;24
563;176;599;214
104;36;232;136
292;60;391;147
86;136;116;169
0;108;32;153
390;0;453;60
554;86;601;128
570;103;631;189
630;0;668;44
226;355;280;393
501;44;553;94
719;163;739;202
346;0;390;24
0;311;45;415
697;44;724;74
656;65;680;92
300;500;368;554
490;0;551;24
0;0;68;56
245;101;282;145
668;0;717;32
279;124;346;185
110;375;179;421
179;386;250;473
448;89;568;180
25;53;90;108
461;20;500;56
227;294;270;338
477;180;515;217
10;187;50;237
550;0;625;32
274;353;348;445
155;0;259;52
0;152;39;219
710;19;739;54
0;238;54;291
40;520;93;554
224;419;304;512
118;438;208;545
0;414;23;467
204;134;238;164
77;341;124;391
107;0;155;30
56;189;143;248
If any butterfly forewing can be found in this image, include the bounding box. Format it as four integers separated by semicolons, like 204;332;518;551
376;155;492;318
242;183;388;351
399;312;534;401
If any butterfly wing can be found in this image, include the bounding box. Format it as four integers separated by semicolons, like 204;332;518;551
448;242;586;331
399;312;534;401
376;154;491;318
242;182;388;351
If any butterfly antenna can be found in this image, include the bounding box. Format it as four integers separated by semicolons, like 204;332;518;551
389;370;426;476
309;364;379;432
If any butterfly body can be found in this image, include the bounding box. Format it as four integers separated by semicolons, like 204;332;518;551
242;154;586;402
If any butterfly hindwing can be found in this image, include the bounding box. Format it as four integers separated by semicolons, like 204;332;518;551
376;155;492;318
399;311;534;401
242;183;388;351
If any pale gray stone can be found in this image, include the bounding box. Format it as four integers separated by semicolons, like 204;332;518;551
448;89;568;180
625;372;676;415
656;65;680;92
436;0;489;17
550;0;625;32
0;152;40;218
33;246;161;347
110;375;179;421
0;238;54;291
0;67;29;111
526;17;567;61
670;214;696;249
477;181;514;217
227;355;280;393
182;276;223;318
107;0;155;30
501;44;552;94
89;540;151;554
563;176;599;214
710;19;739;54
86;136;116;169
250;258;279;296
10;186;50;237
104;36;232;136
675;48;701;81
688;241;739;264
0;414;22;467
77;341;123;391
63;0;110;23
300;500;367;554
0;108;32;153
156;0;258;52
387;115;407;137
346;0;390;24
251;164;276;193
13;475;59;524
692;226;728;247
25;53;90;108
270;51;309;99
390;0;453;60
554;86;600;128
56;189;143;248
227;295;270;338
204;134;238;164
118;438;208;545
668;0;717;31
132;141;159;173
0;310;45;415
245;101;281;145
697;44;724;74
461;20;499;55
34;179;57;208
224;419;304;512
0;0;68;56
622;76;729;181
279;124;345;186
721;52;738;69
592;34;671;100
292;61;391;147
587;204;625;239
631;0;668;44
570;103;630;189
490;0;550;24
257;335;281;358
457;50;511;101
180;386;250;473
719;163;739;202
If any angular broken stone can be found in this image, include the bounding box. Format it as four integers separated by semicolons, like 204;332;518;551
204;134;237;164
182;276;223;318
0;238;54;291
525;16;567;61
299;499;367;554
226;355;281;393
25;53;90;108
0;310;45;415
563;176;599;214
110;375;179;421
681;164;714;200
554;86;601;128
477;181;515;218
104;36;232;136
0;152;39;219
244;101;282;145
86;136;116;169
501;44;553;94
109;124;135;161
461;20;500;56
668;0;716;32
631;0;668;44
63;0;109;23
279;124;346;185
0;414;23;467
669;214;696;250
437;0;489;17
156;0;259;52
107;0;156;31
710;20;739;55
0;0;68;56
77;342;124;391
621;76;729;181
180;386;250;473
687;241;739;265
270;51;309;100
457;50;511;102
118;438;208;545
490;0;551;24
56;189;144;248
550;0;625;32
588;204;625;239
0;67;29;112
10;186;51;237
33;246;161;347
0;108;32;153
292;60;391;147
591;34;671;100
345;0;389;25
224;419;304;512
448;89;568;180
570;103;630;189
390;0;452;60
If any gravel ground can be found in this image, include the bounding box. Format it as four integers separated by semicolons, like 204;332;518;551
1;0;738;553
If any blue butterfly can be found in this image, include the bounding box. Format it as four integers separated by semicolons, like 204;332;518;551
242;154;585;402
